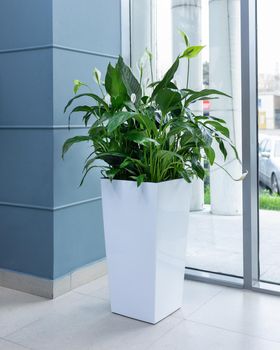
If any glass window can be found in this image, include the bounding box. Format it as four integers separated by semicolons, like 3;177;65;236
275;141;280;157
264;140;272;153
259;139;267;152
129;0;280;293
154;0;243;277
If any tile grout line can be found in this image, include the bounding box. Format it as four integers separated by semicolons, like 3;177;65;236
3;317;45;340
0;336;34;350
73;289;108;302
144;319;186;350
71;289;110;304
143;285;226;350
184;288;225;319
186;318;280;345
72;284;185;350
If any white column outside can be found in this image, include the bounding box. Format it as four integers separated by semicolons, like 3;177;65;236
209;0;242;215
172;0;204;211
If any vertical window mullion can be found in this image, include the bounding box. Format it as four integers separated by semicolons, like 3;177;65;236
241;0;259;289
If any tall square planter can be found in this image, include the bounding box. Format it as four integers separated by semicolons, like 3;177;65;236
101;179;192;324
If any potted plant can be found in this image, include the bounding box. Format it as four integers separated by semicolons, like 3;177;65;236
63;34;241;324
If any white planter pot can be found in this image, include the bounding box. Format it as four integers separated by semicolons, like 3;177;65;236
101;178;192;324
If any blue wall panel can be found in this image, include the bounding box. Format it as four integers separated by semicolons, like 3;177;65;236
0;206;53;278
0;130;53;207
53;200;105;278
53;0;121;55
0;50;53;126
0;0;122;282
0;0;52;50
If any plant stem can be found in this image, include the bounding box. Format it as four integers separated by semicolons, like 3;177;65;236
98;84;105;98
139;66;143;87
149;59;154;84
186;59;190;89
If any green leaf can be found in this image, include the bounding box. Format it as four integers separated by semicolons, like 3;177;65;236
88;126;106;139
137;174;146;187
131;174;146;187
141;96;150;104
80;166;95;186
180;170;192;183
192;161;205;180
204;146;215;165
155;88;182;115
106;168;120;180
209;115;227;124
205;121;230;138
105;62;128;102
68;106;94;126
218;140;228;160
73;80;87;94
179;30;189;47
180;45;205;59
125;130;159;145
185;89;231;106
230;143;240;162
135;113;158;135
152;58;180;98
116;57;142;104
62;136;90;158
95;152;127;167
70;105;93;115
119;158;133;169
107;112;136;133
64;93;108;113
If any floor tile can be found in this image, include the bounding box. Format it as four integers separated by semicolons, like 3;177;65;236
172;280;224;319
0;338;31;350
188;287;280;343
74;275;109;301
146;320;280;350
0;284;111;338
6;293;180;350
0;286;49;337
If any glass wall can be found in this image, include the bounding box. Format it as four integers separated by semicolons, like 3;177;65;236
154;0;243;277
129;0;280;292
257;0;280;284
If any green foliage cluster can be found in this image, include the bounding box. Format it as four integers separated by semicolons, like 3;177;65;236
204;186;280;211
259;189;280;211
63;33;239;187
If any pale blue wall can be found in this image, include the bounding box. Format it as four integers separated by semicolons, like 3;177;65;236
0;0;122;279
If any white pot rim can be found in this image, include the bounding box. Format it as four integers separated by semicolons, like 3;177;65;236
100;178;188;185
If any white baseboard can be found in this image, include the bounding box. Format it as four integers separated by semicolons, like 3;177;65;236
0;259;107;299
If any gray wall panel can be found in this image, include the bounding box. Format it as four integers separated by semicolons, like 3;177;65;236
0;0;52;50
0;0;122;283
0;130;53;207
0;49;53;126
53;200;105;278
0;206;53;279
53;0;121;55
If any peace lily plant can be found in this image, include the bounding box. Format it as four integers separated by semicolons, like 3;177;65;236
62;33;243;324
62;34;240;186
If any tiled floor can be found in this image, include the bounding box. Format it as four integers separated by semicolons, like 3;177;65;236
1;277;280;349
